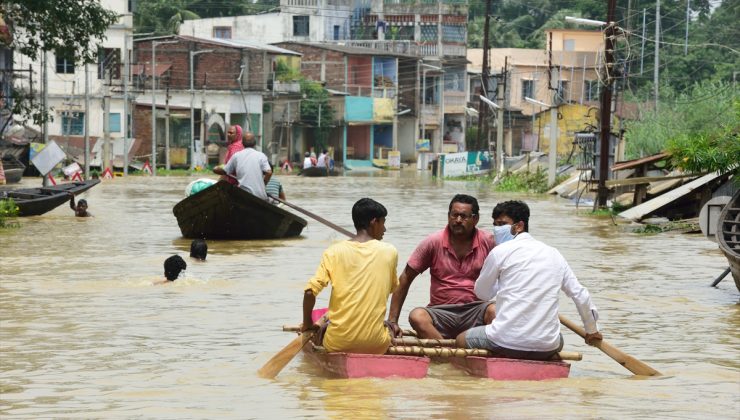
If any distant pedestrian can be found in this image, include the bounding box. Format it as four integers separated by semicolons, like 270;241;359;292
302;152;314;169
190;239;207;261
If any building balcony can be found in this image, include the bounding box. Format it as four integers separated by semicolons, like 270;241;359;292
382;0;467;14
443;92;466;113
336;40;465;58
421;104;440;125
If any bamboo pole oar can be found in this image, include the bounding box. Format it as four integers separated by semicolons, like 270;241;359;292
386;346;582;361
309;345;581;361
258;315;328;379
267;194;355;237
283;325;417;336
559;314;661;376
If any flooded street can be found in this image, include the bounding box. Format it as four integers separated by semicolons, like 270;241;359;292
1;172;738;418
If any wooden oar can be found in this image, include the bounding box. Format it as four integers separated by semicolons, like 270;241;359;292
267;194;355;237
283;325;417;337
258;315;328;379
224;173;353;237
558;314;661;376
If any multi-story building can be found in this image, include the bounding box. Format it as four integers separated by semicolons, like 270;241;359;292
273;42;418;167
132;35;301;168
179;0;353;44
13;0;133;168
340;0;469;155
467;29;604;156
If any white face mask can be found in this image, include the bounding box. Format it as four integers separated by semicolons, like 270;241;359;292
493;224;516;245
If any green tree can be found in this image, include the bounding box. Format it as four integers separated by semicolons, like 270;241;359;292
134;0;279;35
1;1;119;125
623;82;739;178
300;80;335;151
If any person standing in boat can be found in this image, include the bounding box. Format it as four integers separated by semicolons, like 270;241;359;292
301;198;399;354
302;152;314;169
213;131;272;200
221;124;244;185
316;149;329;172
387;194;495;339
457;200;602;359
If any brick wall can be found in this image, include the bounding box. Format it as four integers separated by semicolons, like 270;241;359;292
134;39;269;92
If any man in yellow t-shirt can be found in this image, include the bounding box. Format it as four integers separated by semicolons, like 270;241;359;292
302;198;399;354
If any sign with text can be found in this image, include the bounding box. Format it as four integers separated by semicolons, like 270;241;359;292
30;140;66;175
387;151;401;169
440;151;492;178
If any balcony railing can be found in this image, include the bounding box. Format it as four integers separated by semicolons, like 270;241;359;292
335;40;464;58
284;0;318;7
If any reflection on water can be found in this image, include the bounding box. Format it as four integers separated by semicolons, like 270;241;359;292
1;173;738;418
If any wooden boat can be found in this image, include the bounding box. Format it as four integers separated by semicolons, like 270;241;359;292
451;356;571;380
172;180;307;239
1;155;25;184
717;189;740;291
302;343;430;379
0;179;100;216
299;166;332;177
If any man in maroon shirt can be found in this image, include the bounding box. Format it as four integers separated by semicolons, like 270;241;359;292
387;194;496;339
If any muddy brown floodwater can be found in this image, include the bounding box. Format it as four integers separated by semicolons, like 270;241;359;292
1;172;737;418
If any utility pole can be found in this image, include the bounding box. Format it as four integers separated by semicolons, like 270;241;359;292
684;0;690;55
103;71;111;173
597;0;618;208
42;51;48;186
495;57;506;174
654;0;660;111
123;35;129;176
547;32;558;187
165;87;171;170
84;64;90;179
476;0;492;151
640;9;646;75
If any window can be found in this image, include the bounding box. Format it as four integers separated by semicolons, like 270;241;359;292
584;80;599;101
293;16;309;37
563;39;576;51
420;25;437;42
55;50;75;74
109;113;121;132
444;69;465;92
333;25;340;40
98;48;121;80
423;76;439;105
557;80;569;102
213;26;232;39
521;79;534;100
61;112;84;135
441;25;465;43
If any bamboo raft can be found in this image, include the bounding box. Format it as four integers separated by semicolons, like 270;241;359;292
284;325;581;380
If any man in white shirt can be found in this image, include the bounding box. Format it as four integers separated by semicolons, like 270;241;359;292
214;132;272;200
456;200;602;360
316;149;328;168
302;152;313;169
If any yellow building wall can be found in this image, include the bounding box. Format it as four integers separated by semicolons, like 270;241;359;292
534;104;619;155
547;30;603;52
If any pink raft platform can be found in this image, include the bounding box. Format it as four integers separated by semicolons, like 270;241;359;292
302;344;430;379
452;356;571;380
303;307;429;379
